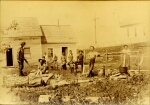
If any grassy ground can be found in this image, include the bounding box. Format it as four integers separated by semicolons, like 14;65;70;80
1;60;150;105
5;71;150;105
1;42;150;104
0;42;149;104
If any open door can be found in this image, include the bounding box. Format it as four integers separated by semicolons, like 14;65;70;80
62;47;68;57
6;48;13;66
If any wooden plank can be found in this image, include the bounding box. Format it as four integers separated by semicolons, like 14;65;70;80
129;70;149;72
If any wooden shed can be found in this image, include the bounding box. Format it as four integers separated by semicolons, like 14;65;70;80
1;17;43;66
41;25;77;63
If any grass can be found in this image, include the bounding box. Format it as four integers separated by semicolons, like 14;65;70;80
7;72;149;105
1;42;150;104
2;60;149;105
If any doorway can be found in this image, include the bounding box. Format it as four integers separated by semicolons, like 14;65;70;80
6;48;13;66
62;47;68;57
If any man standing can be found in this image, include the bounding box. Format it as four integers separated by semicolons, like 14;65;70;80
17;42;28;76
75;50;84;73
87;46;97;77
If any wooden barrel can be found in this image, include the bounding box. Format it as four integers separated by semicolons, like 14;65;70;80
119;66;128;74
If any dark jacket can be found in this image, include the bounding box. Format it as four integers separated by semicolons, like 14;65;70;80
77;54;84;62
17;47;27;62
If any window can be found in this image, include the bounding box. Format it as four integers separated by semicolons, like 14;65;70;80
24;47;31;58
48;48;53;59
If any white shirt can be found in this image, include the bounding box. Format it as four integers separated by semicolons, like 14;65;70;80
122;49;131;55
88;51;97;59
43;54;48;61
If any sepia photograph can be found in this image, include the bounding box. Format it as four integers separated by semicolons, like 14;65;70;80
0;1;150;105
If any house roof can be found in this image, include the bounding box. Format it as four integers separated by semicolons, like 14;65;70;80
2;17;42;37
41;25;77;44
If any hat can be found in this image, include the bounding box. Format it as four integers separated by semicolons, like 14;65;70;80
42;56;45;58
20;42;26;45
38;59;42;62
79;50;83;52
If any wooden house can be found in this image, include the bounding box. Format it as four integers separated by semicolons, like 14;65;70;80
41;25;77;63
1;17;43;66
1;17;77;67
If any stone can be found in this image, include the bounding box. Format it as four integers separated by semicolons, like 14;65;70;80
84;97;99;103
38;95;54;103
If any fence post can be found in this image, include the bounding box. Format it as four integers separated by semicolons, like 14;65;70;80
106;50;108;63
82;50;86;75
138;51;141;73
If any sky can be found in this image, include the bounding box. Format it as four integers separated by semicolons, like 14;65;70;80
1;1;150;48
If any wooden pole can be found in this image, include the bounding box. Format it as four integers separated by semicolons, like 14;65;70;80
138;51;141;74
105;50;108;78
82;50;86;74
94;18;97;44
106;50;108;63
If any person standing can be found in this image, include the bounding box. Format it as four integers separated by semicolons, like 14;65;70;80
68;50;74;63
17;42;28;76
68;50;74;73
61;52;67;70
75;50;84;73
87;46;97;77
135;51;144;73
122;45;131;71
52;54;58;70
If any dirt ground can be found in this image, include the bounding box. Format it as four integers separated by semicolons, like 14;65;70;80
0;60;150;105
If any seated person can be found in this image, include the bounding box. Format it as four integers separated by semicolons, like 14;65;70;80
68;61;75;74
75;50;84;72
50;54;58;70
42;56;47;66
67;50;75;73
39;56;48;74
35;59;43;76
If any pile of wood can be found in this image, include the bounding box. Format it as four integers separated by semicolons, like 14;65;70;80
3;73;54;87
3;75;29;86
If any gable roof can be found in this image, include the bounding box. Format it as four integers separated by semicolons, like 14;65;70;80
41;25;76;44
2;17;42;37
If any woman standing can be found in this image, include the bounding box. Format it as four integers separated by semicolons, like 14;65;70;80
121;45;131;73
61;52;67;70
68;50;74;73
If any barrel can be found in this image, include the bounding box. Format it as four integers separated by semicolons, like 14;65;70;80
119;66;128;74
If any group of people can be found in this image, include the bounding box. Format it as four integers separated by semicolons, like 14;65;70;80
17;41;143;77
17;41;86;76
17;41;97;77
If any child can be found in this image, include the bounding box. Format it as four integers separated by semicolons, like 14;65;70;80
135;51;144;73
35;59;43;76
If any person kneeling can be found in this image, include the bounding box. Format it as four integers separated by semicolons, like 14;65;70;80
37;58;48;74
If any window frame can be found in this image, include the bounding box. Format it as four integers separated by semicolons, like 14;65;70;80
24;47;31;58
47;47;54;60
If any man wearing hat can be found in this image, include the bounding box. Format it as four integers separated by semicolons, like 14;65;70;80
87;46;97;77
17;42;28;76
75;50;84;73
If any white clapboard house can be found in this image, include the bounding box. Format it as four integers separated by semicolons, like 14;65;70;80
1;17;77;67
